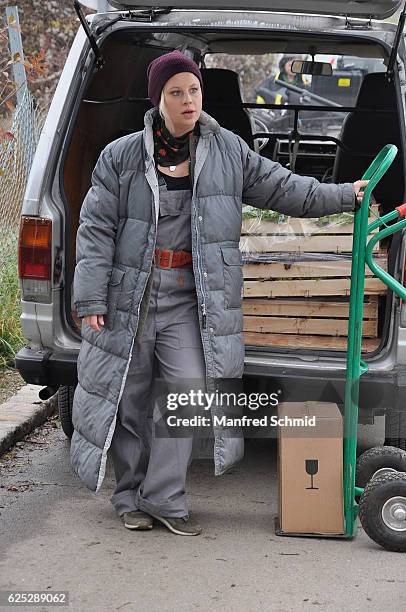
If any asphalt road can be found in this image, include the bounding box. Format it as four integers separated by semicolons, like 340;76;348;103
0;416;402;612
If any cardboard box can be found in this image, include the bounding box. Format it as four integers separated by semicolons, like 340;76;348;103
277;401;344;535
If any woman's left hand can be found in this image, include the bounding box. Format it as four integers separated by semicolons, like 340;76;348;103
353;179;370;206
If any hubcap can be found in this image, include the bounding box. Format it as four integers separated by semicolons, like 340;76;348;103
372;467;398;480
381;496;406;532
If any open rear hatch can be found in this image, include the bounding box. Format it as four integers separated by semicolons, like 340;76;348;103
107;0;402;19
66;3;406;357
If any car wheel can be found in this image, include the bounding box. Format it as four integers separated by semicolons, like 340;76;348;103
58;385;75;438
385;409;406;451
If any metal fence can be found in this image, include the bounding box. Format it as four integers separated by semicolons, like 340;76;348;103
0;5;51;365
0;83;47;270
0;82;48;366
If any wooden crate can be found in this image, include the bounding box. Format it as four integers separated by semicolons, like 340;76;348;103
240;206;387;351
243;297;378;337
240;205;381;254
243;256;388;298
243;330;381;352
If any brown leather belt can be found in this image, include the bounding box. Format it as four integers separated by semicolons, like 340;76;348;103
154;248;193;269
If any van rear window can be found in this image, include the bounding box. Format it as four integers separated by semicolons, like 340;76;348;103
204;52;386;138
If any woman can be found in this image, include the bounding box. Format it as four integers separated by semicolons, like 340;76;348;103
71;50;367;537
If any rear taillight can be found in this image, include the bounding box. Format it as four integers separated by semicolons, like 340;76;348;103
18;217;52;303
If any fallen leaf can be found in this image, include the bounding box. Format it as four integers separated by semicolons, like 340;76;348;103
6;482;32;492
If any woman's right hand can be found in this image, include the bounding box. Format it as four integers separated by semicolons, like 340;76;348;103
83;314;105;332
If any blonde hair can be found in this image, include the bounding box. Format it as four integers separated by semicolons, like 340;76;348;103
158;91;166;119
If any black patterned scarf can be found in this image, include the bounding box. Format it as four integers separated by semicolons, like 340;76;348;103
153;113;199;167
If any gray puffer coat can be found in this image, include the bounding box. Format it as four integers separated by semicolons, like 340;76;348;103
71;107;356;493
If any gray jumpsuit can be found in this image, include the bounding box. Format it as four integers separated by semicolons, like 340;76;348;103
109;170;207;518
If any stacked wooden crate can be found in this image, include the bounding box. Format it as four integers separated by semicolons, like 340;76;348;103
241;205;387;351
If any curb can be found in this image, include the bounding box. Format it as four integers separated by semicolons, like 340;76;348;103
0;384;58;456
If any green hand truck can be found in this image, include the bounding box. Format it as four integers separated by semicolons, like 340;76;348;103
344;144;406;551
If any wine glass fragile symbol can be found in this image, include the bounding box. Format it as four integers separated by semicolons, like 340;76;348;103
305;459;319;490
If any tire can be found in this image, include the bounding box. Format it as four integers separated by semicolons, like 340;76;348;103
385;409;406;451
356;446;406;488
58;385;75;438
359;472;406;552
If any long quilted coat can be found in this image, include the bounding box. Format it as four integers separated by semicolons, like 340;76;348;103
70;107;356;493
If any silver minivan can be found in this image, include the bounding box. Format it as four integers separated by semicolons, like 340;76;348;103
15;0;406;453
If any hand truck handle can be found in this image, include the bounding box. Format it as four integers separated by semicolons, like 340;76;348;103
359;143;398;198
354;143;406;299
365;214;406;300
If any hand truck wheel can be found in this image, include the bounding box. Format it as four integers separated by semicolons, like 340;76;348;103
358;471;406;552
356;445;406;488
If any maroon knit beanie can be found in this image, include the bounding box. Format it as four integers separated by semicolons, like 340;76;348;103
147;50;203;107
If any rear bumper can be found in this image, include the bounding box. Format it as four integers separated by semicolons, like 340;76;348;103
244;362;406;420
15;347;406;418
15;347;78;387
